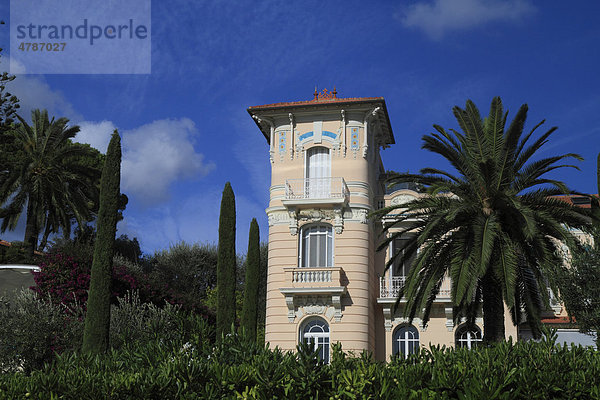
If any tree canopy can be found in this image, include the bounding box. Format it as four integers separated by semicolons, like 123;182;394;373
374;97;591;342
0;110;102;254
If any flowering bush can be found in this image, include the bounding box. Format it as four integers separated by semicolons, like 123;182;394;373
31;252;140;312
31;247;216;325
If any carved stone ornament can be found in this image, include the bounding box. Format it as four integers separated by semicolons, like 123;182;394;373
391;194;415;206
303;305;327;315
288;209;298;235
298;209;336;222
268;211;289;227
333;206;343;234
352;209;368;224
285;294;343;323
391;316;425;332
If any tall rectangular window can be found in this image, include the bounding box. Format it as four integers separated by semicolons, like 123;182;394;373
392;237;415;278
301;225;333;268
305;147;331;198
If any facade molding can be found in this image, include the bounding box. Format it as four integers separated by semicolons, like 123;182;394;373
280;287;347;323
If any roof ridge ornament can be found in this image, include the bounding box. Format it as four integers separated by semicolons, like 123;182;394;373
313;86;338;101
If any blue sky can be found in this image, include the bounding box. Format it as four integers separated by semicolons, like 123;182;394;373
1;0;599;254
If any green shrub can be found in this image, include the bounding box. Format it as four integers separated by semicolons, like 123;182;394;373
0;290;212;375
0;290;84;373
1;332;600;399
110;292;212;349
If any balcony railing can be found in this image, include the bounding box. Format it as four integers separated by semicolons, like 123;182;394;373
285;177;349;202
283;267;343;288
379;276;451;299
380;276;405;298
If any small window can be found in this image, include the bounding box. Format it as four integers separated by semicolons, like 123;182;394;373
300;318;330;363
300;224;333;268
393;325;419;358
455;324;482;349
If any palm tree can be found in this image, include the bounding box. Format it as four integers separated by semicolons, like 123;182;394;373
0;109;101;254
375;97;591;342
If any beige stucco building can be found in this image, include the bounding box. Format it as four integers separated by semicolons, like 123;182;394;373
247;91;589;362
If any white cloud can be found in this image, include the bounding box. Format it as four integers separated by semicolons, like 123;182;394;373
121;118;216;204
76;120;116;153
5;59;82;121
399;0;535;40
77;118;216;205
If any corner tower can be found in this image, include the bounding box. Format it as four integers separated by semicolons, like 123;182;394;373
248;89;394;359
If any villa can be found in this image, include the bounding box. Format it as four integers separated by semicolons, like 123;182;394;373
247;90;595;362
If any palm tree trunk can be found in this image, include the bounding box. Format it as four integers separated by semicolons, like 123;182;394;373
23;197;39;256
482;270;505;343
38;222;52;252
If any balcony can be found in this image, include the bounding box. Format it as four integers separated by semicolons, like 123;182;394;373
280;267;347;322
283;267;344;288
379;276;451;302
283;177;349;207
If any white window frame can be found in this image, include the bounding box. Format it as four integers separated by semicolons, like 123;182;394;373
393;324;420;358
455;324;483;349
305;146;331;199
300;318;330;363
299;224;334;268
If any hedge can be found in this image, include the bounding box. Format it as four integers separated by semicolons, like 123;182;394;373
1;331;599;399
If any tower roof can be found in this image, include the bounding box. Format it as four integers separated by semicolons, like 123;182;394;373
247;89;395;145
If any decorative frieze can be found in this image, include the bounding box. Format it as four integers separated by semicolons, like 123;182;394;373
268;206;370;233
281;291;345;323
351;208;368;224
267;211;289;227
390;194;416;206
278;130;287;161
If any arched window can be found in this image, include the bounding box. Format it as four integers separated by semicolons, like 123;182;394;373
300;224;333;268
392;325;419;358
300;318;330;363
305;146;331;198
455;324;482;349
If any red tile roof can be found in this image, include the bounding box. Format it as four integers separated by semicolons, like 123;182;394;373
248;96;385;111
541;316;574;324
553;194;598;209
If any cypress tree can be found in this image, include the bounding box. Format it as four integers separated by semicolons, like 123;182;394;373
241;218;260;343
593;152;600;248
216;182;236;338
82;131;121;354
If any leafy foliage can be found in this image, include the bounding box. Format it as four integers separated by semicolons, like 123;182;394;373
30;251;138;312
373;97;591;341
142;241;218;309
0;110;102;254
591;152;600;247
0;289;208;375
82;131;121;354
0;47;19;133
0;241;42;265
217;182;236;338
1;330;600;399
0;290;83;374
256;242;268;343
0;48;21;187
555;246;600;347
